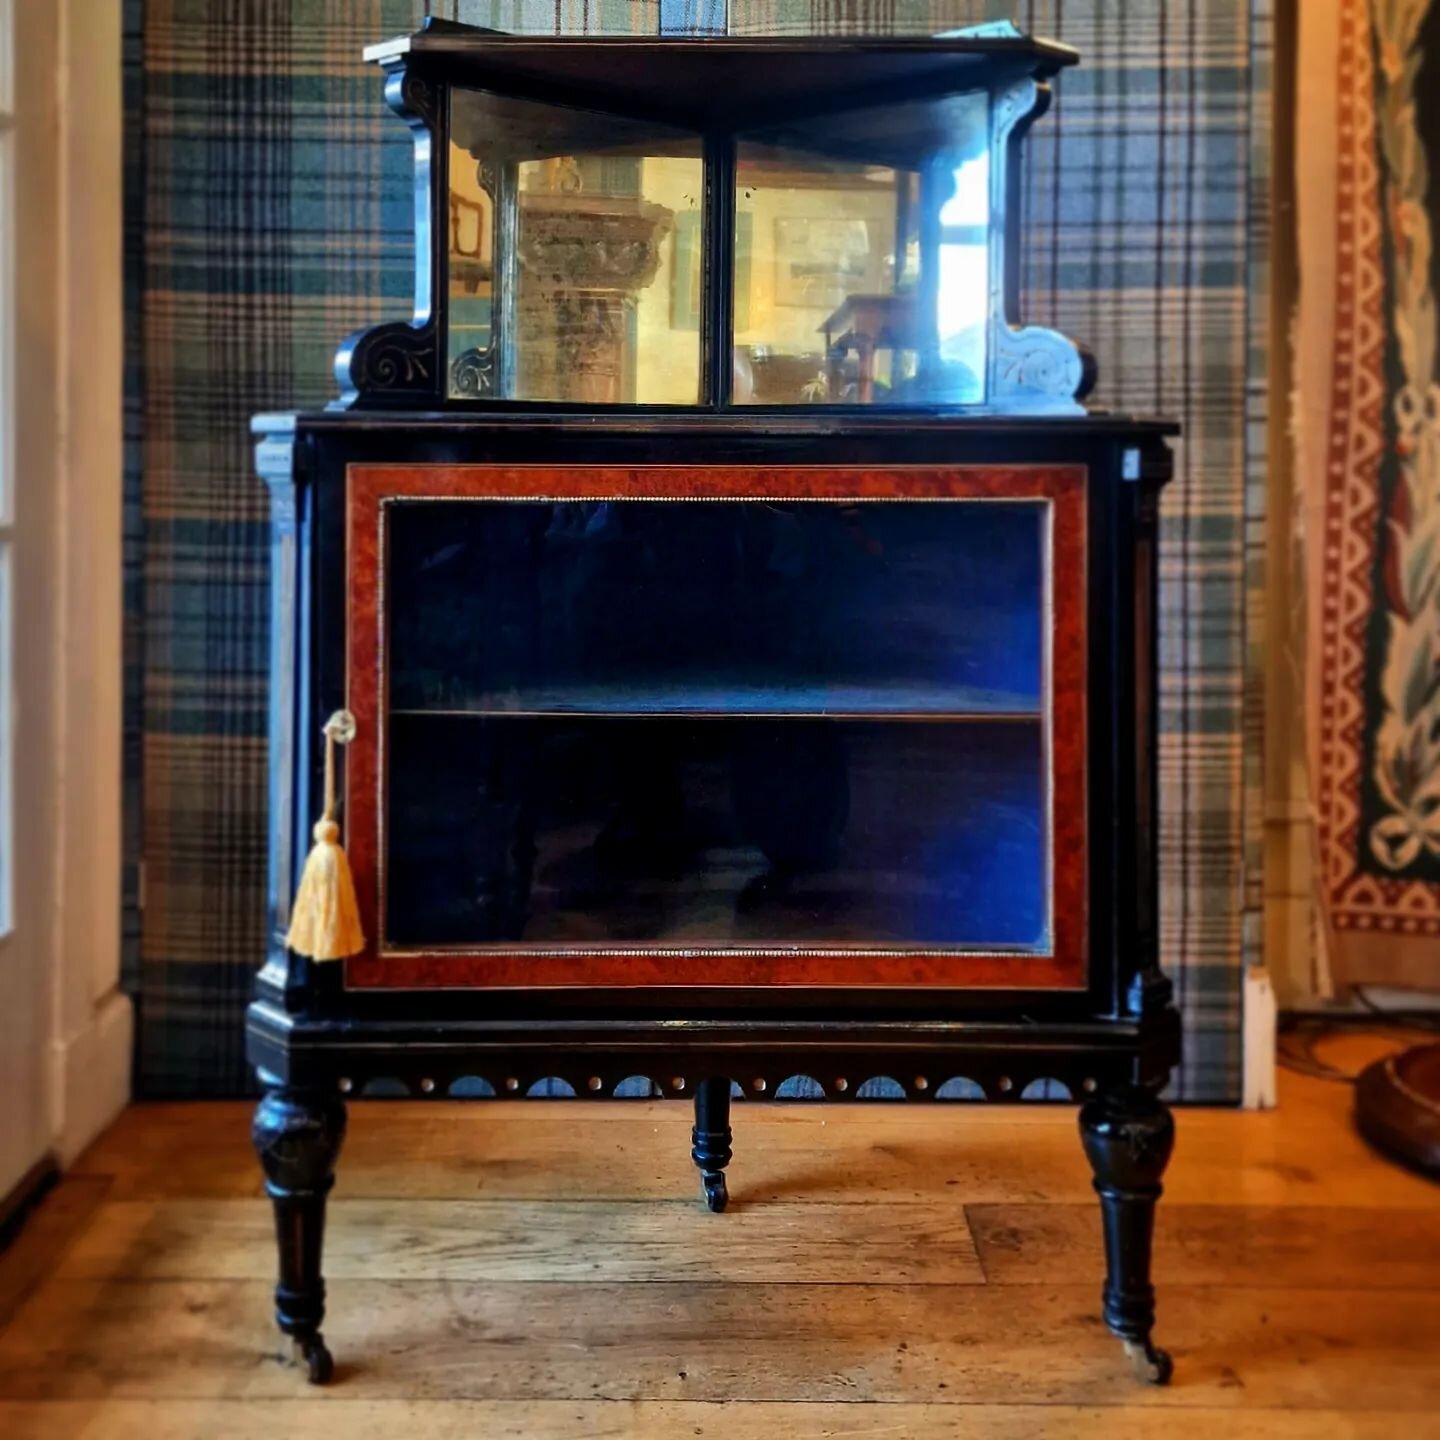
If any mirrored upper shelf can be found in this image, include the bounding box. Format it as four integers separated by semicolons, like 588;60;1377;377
335;21;1094;416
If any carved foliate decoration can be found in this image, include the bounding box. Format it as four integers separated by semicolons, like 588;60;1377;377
390;70;437;129
993;323;1096;411
335;319;440;408
450;344;497;397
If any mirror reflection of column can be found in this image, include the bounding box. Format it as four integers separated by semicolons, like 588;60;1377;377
492;161;518;399
446;87;703;404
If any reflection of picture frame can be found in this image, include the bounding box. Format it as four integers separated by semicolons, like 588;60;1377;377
773;217;879;309
672;212;752;332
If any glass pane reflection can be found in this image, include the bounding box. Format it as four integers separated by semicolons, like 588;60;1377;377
734;91;992;406
387;500;1044;716
382;498;1050;954
386;714;1047;951
446;87;703;403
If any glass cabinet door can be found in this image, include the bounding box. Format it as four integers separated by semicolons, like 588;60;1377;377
343;465;1088;991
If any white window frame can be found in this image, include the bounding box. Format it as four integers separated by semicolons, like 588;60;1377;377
1;0;130;1198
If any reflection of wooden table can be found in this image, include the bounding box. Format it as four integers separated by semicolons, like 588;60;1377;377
822;293;916;403
448;193;492;295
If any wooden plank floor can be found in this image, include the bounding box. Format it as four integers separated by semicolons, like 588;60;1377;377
1;1030;1438;1438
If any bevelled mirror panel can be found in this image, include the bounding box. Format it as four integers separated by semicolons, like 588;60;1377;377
447;88;703;403
733;91;992;406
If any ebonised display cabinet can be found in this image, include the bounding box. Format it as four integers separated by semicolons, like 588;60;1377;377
248;17;1182;1388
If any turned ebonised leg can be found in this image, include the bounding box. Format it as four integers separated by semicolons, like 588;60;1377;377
252;1083;347;1384
691;1077;733;1213
1079;1084;1176;1384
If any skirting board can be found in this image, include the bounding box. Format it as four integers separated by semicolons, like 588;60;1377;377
48;990;133;1166
1243;967;1278;1110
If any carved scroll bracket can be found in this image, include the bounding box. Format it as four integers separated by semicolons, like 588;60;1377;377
333;63;444;409
988;77;1096;415
335;318;441;407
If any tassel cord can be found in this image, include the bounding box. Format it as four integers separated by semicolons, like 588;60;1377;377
285;710;365;962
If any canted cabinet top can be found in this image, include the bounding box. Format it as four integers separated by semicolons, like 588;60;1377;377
363;24;1078;127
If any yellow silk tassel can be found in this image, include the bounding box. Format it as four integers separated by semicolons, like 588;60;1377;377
286;711;365;961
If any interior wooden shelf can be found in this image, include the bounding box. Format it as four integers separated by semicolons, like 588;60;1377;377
388;679;1044;719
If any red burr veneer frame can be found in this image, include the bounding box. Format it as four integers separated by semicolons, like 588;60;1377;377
341;464;1089;992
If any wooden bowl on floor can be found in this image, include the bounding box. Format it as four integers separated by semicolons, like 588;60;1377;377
1355;1043;1440;1179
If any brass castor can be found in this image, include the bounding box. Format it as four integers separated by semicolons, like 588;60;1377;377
701;1170;729;1213
299;1336;334;1385
1123;1337;1173;1386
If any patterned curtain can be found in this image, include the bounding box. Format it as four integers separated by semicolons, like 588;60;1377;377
1296;0;1440;992
123;0;1270;1099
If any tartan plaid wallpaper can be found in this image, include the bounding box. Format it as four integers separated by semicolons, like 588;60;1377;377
123;0;1269;1099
